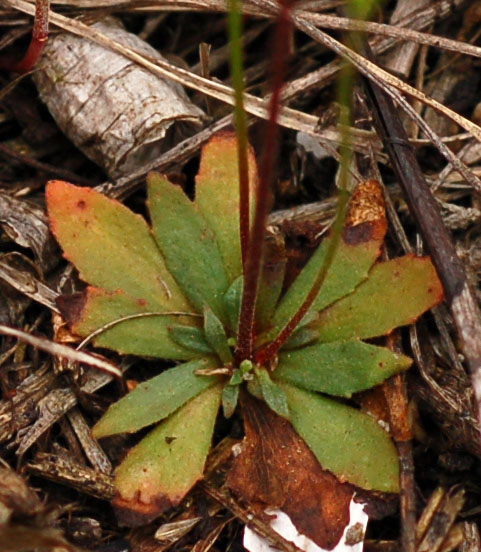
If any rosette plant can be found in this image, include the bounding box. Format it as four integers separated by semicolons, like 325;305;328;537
46;131;443;526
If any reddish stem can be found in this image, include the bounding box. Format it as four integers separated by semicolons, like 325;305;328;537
256;171;350;365
238;135;250;270
236;3;293;362
1;0;49;73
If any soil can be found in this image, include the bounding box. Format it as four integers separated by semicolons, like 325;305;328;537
1;1;481;551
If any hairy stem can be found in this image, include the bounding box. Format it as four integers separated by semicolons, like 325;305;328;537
256;85;352;363
0;0;49;73
236;2;292;361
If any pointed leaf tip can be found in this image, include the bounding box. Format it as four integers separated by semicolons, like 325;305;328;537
148;173;229;321
46;180;189;311
280;383;400;493
195;132;258;282
315;255;444;342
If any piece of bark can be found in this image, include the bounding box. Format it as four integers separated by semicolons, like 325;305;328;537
27;452;115;501
13;365;125;457
0;191;57;270
0;365;55;444
67;406;112;474
33;17;204;178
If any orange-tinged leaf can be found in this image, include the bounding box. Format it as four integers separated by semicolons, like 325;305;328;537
113;384;222;526
46;181;189;311
262;181;387;345
315;255;443;342
58;286;199;360
195;131;258;282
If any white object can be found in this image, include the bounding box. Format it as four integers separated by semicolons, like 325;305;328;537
244;496;368;552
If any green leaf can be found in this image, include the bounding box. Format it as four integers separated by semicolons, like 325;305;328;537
281;326;320;350
255;230;286;330
280;383;399;492
247;377;263;400
263;219;386;345
255;367;290;419
46;181;189;311
114;384;222;522
275;340;412;397
229;369;243;386
195;131;258;282
315;255;443;342
58;287;199;360
203;306;233;364
222;383;240;418
93;358;219;438
169;325;213;355
148;173;229;321
223;276;243;332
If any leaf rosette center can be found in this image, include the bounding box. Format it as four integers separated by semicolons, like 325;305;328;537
46;132;443;526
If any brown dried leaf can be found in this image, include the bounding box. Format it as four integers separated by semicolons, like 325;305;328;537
227;394;352;550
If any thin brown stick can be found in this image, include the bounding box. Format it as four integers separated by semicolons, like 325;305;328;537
7;0;481;149
369;154;417;552
0;324;122;378
29;0;481;65
362;43;481;440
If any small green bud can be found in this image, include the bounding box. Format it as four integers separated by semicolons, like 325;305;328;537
240;359;253;374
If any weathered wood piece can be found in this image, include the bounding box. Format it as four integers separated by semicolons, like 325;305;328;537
33;18;204;178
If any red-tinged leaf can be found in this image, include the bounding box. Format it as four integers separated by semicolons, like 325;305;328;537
227;394;353;550
113;384;222;526
315;255;444;342
274;340;412;398
195;131;258;282
46;181;189;311
261;180;387;345
58;287;199;360
279;383;399;493
148;174;229;321
92;358;219;438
